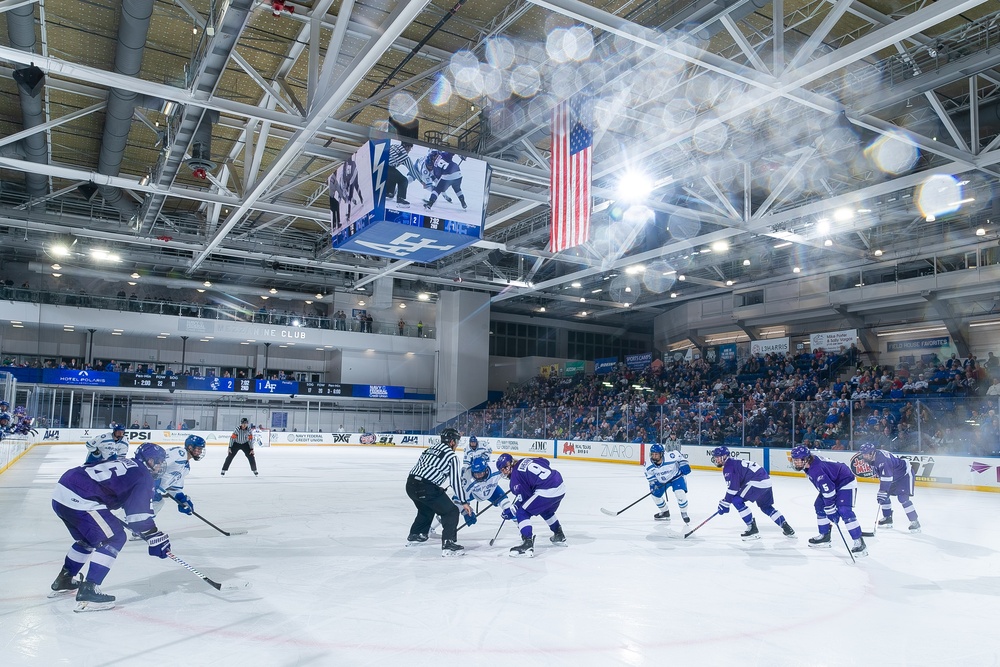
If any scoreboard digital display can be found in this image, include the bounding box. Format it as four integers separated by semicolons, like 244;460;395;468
122;373;183;390
299;382;352;396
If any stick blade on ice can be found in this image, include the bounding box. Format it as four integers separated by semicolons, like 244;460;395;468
600;507;618;516
220;579;253;592
226;529;249;536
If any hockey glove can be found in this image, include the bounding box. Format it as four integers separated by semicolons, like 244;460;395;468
823;504;838;518
717;500;731;515
463;511;477;527
174;492;194;515
152;487;165;503
501;508;516;522
144;531;171;559
679;461;692;476
876;492;889;505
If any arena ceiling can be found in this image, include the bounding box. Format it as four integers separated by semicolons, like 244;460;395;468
1;0;999;332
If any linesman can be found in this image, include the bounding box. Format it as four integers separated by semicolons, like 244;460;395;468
222;417;258;477
405;427;472;556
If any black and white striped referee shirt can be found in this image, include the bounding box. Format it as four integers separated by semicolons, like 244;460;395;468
409;441;467;503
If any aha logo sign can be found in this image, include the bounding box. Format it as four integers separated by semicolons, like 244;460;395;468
43;429;60;440
401;435;419;444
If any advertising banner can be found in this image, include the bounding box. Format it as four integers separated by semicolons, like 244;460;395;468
750;337;789;355
331;140;490;262
565;361;585;376
810;329;857;352
683;444;765;470
594;357;617;374
34;428;271;448
483;437;553;458
556;439;642;464
625;352;652;370
887;337;950;352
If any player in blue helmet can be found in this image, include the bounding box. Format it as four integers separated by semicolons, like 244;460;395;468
858;442;921;532
184;434;206;461
0;412;11;434
463;434;491;466
470;457;490;481
711;445;730;467
645;443;692;523
84;422;131;464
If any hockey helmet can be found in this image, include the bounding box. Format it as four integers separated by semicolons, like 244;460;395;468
134;443;167;475
110;422;126;437
858;442;877;460
496;452;514;477
711;446;730;468
470;457;490;481
185;434;207;461
439;428;460;448
468;435;479;449
790;445;812;471
649;443;665;464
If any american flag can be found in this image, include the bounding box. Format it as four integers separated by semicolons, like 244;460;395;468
550;97;592;253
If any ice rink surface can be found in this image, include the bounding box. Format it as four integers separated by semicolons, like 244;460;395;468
2;444;1000;667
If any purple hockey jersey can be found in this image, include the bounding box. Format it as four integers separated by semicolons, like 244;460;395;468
52;458;158;533
509;457;565;512
869;449;911;494
721;457;771;502
804;456;857;499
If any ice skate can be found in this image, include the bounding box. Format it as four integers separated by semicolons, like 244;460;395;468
509;536;535;558
550;528;567;546
653;510;671;522
74;580;115;612
441;540;465;557
740;519;760;541
908;520;921;533
682;514;691;524
781;521;796;538
48;567;79;597
878;515;893;528
851;537;868;557
406;533;428;546
396;198;410;206
808;532;832;548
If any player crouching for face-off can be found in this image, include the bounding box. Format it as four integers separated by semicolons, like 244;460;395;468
711;446;795;540
497;453;567;558
50;443;172;611
791;446;868;557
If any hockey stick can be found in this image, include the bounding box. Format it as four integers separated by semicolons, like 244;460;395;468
600;492;651;517
683;511;720;538
832;521;856;564
601;474;682;516
457;490;510;532
490;519;506;546
165;492;247;536
166;551;252;591
861;505;880;538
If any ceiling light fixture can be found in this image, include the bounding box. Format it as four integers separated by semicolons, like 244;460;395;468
131;272;140;279
203;281;212;287
824;239;833;246
793;267;801;273
399;303;406;308
571;282;582;288
269;288;278;294
774;242;793;249
743;259;750;266
977;228;987;236
418;293;430;301
261;295;269;300
874;249;883;257
315;293;324;300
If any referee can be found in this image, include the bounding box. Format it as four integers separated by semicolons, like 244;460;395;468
406;428;473;556
221;417;258;477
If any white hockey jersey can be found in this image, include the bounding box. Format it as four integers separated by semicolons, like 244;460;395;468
84;431;130;462
644;450;690;486
462;443;492;467
459;466;511;511
155;445;192;495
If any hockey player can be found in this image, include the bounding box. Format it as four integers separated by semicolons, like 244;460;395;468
458;457;512;524
463;435;491;467
791;446;868;556
711;446;795;540
422;151;467;211
858;442;921;532
50;443;171;612
152;435;206;516
497;453;566;557
0;411;11;435
644;443;691;524
83;423;129;464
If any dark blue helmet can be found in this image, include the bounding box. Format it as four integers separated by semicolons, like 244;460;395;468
110;422;126;435
859;442;877;456
185;434;206;460
134;443;167;474
470;457;490;481
496;452;514;476
468;435;479;448
649;443;665;463
0;412;10;423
